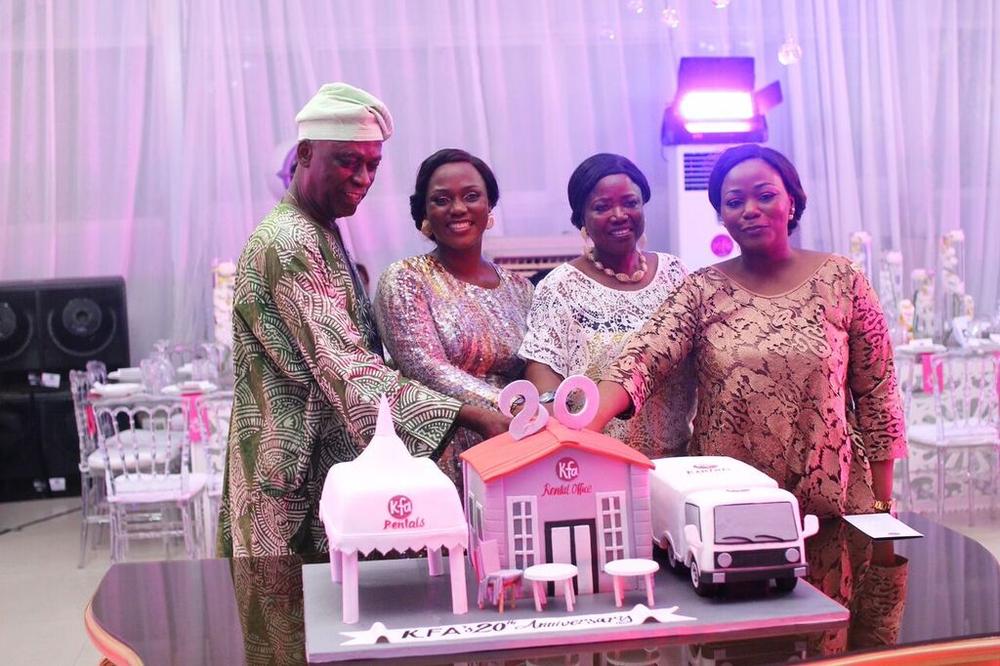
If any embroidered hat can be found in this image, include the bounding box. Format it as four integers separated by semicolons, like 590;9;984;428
295;82;393;142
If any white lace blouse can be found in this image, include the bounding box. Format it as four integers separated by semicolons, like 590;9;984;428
518;253;695;457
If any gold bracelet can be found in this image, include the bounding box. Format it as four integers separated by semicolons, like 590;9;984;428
872;499;894;513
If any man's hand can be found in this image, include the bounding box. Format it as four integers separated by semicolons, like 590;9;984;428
457;404;510;439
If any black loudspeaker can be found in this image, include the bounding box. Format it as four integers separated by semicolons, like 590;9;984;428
0;276;127;501
0;282;41;373
0;390;46;501
37;277;130;371
0;388;82;502
35;389;82;495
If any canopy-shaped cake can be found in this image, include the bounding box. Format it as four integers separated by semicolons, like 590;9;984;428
320;395;468;556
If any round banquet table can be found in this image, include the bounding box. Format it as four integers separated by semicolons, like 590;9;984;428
84;512;1000;665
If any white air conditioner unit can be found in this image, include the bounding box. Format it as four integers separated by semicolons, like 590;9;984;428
664;144;739;271
482;235;582;278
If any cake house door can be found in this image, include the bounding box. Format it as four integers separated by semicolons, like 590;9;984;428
544;519;599;595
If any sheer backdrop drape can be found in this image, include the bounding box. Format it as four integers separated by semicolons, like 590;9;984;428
1;0;998;359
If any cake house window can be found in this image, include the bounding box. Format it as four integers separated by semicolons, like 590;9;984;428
473;500;485;541
598;492;628;565
508;496;538;570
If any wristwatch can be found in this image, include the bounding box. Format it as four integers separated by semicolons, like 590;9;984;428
512;391;557;409
872;499;894;513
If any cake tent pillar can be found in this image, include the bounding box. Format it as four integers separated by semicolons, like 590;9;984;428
341;550;359;624
428;547;443;576
329;549;342;582
449;546;468;615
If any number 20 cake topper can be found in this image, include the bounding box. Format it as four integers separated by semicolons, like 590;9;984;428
498;375;600;440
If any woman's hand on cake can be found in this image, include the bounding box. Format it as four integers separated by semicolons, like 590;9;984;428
457;404;511;439
586;380;632;432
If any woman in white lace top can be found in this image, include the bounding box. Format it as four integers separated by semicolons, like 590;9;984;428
519;153;695;457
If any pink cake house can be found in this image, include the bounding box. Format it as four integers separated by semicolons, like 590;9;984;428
460;419;654;596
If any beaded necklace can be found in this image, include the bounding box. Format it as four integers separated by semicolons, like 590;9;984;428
586;248;648;283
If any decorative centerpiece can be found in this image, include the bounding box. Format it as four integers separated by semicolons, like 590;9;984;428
848;231;872;276
897;298;915;345
909;268;936;341
212;260;237;349
939;229;973;342
877;250;905;343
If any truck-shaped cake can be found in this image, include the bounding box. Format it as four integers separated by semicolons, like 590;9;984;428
650;456;820;596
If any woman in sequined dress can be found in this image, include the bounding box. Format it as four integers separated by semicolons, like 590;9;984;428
374;149;533;483
592;144;907;519
518;153;695;459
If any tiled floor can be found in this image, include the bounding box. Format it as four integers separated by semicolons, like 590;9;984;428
2;496;999;665
0;497;177;665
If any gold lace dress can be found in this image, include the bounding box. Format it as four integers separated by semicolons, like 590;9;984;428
374;254;533;481
605;254;907;517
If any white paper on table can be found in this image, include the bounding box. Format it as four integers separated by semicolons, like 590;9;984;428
843;513;923;540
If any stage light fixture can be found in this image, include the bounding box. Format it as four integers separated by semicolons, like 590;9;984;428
661;57;782;145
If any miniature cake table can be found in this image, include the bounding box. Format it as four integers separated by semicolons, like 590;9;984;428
524;562;579;612
604;558;659;608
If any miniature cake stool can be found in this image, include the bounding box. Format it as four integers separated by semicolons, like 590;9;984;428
603;558;659;608
524;563;579;612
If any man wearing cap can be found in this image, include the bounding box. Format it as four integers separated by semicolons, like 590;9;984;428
218;83;508;557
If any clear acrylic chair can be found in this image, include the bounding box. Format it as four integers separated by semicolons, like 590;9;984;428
85;359;108;385
906;351;1000;524
70;369;108;567
94;397;207;561
190;390;233;556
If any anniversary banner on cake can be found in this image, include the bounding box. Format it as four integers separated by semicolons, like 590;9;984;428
339;604;697;646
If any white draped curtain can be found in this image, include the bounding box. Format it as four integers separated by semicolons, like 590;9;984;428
2;0;998;359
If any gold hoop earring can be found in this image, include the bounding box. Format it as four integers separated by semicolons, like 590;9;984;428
486;214;495;230
420;219;434;239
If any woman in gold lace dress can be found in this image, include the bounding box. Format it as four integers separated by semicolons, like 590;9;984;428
592;144;907;518
374;149;532;483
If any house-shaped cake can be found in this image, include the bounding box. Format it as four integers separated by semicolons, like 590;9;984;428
460;419;654;596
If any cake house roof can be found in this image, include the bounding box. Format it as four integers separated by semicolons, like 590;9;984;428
460;419;654;483
319;396;468;556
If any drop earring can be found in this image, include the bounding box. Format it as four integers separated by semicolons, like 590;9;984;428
420;219;434;239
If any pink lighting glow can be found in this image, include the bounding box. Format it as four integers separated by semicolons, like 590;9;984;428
677;91;754;121
683;120;754;134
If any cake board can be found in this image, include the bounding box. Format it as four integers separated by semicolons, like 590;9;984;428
302;557;848;663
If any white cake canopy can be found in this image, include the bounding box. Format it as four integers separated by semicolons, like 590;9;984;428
320;396;468;556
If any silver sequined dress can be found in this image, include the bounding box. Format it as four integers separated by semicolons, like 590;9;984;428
374;254;533;480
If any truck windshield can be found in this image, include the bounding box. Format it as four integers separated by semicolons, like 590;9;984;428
713;502;798;544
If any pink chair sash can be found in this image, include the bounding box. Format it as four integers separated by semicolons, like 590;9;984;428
181;392;211;443
920;353;944;394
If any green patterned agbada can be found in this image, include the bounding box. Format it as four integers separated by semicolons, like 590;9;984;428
218;203;461;557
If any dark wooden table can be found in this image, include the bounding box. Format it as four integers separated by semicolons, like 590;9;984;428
85;513;1000;665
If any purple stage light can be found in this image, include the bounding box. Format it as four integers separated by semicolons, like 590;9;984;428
661;57;781;145
677;91;754;123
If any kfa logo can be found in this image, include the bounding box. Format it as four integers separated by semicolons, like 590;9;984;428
387;495;413;519
556;457;579;482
